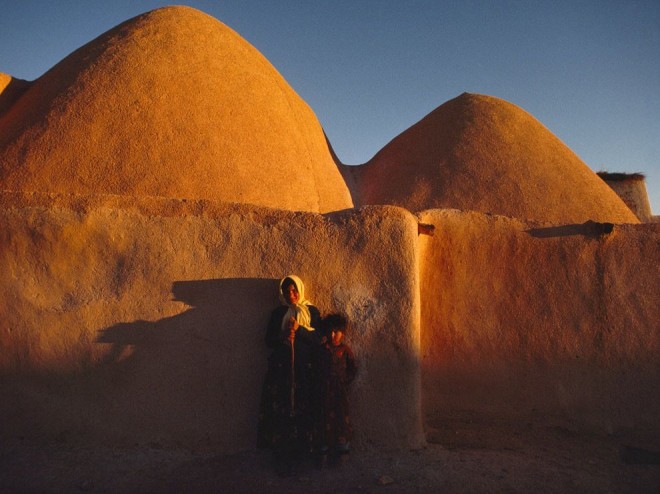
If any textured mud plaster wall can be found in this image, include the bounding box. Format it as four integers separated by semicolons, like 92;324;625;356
0;192;424;452
418;209;659;442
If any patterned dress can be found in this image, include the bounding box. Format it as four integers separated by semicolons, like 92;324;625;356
319;341;357;453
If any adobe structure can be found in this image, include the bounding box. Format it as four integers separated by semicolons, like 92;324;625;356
1;6;657;453
597;172;655;223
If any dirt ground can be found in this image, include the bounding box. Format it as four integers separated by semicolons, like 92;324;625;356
1;417;658;494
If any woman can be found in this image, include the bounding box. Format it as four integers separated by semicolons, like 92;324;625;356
257;275;321;473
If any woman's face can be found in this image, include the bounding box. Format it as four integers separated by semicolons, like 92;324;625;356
283;283;300;304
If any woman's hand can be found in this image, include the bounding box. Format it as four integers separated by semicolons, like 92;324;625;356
288;317;299;342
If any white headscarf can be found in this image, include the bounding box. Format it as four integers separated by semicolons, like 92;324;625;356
279;275;315;332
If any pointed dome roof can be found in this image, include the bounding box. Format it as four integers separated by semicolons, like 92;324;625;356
347;93;637;224
0;7;352;213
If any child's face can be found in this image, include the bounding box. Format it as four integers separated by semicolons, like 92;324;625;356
331;329;344;346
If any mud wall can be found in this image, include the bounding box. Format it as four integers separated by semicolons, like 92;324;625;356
0;192;424;452
419;209;659;443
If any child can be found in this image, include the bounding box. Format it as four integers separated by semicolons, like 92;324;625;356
318;313;357;463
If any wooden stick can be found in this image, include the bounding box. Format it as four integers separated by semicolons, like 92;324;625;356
290;336;295;417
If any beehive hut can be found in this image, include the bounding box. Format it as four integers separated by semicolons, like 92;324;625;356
0;6;352;213
0;6;418;453
0;6;657;462
344;93;638;224
597;172;654;222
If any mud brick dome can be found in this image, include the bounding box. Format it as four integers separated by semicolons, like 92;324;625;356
346;93;638;224
0;6;353;213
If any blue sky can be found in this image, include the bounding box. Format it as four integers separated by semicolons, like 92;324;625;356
1;1;658;213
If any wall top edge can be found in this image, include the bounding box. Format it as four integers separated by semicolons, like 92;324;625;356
0;190;418;223
416;207;656;231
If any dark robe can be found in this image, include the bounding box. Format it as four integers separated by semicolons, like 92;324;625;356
257;304;321;455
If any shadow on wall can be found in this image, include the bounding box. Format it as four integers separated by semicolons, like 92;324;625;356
526;221;614;238
87;277;280;449
0;76;30;116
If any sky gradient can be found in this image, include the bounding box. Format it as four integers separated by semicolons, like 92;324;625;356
1;1;658;213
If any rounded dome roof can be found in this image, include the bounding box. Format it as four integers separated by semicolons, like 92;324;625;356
348;93;637;224
0;7;352;213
